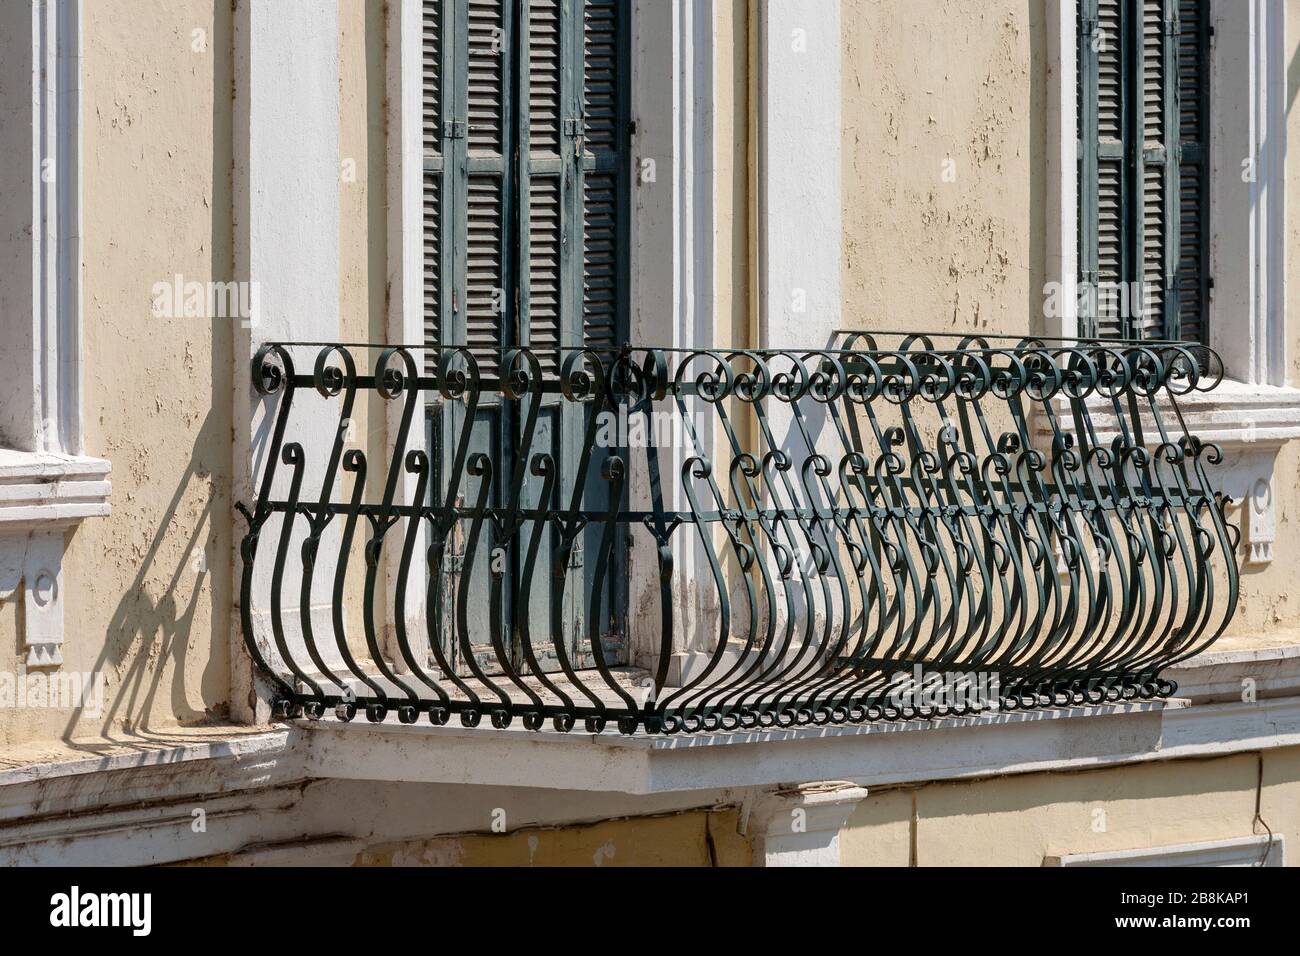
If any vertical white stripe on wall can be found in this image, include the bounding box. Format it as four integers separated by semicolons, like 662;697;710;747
758;0;842;350
232;0;341;720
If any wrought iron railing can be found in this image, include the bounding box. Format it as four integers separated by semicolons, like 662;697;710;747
239;333;1239;735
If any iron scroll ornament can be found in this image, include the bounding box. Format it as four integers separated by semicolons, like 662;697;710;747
237;334;1240;735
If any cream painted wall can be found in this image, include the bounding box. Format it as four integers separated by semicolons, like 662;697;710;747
0;0;388;751
841;0;1045;338
841;748;1300;866
0;0;238;750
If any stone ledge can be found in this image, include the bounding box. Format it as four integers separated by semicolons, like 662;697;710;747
0;449;112;531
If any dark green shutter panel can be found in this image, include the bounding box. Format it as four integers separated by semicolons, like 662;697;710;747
423;0;447;373
465;177;506;376
463;0;513;379
1079;0;1209;343
1138;0;1170;341
1176;0;1210;345
521;0;565;377
581;0;625;354
528;0;562;154
1079;0;1127;339
1097;0;1125;339
527;176;562;373
467;0;506;154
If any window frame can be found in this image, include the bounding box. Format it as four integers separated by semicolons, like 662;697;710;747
1045;0;1300;570
385;0;722;672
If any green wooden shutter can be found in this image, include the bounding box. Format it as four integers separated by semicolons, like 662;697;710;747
461;0;515;379
520;0;567;378
1138;0;1172;341
1079;0;1209;343
1175;0;1211;344
1079;0;1127;339
421;0;630;671
581;0;626;354
423;0;450;374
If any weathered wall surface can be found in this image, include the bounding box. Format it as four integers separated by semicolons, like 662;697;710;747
0;0;389;751
352;808;752;866
841;747;1300;866
0;0;237;751
841;0;1044;338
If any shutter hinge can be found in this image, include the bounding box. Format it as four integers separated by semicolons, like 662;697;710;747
1080;17;1097;37
1166;18;1180;37
627;119;638;138
444;119;466;140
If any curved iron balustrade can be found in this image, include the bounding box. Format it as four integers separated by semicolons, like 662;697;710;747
239;333;1240;735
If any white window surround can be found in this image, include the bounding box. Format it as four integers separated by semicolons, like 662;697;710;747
0;0;111;669
1046;833;1283;866
1045;0;1300;567
385;0;837;687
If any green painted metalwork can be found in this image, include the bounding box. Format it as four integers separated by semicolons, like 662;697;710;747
239;333;1241;734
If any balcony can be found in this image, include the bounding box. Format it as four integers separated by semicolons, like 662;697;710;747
238;334;1240;736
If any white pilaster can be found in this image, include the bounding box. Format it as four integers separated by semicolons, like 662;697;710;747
231;0;341;720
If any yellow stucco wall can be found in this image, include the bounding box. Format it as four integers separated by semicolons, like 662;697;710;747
0;0;386;751
0;0;237;751
841;0;1044;339
353;808;752;867
841;748;1300;866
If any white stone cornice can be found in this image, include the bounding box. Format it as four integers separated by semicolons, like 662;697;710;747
0;450;111;667
0;449;110;532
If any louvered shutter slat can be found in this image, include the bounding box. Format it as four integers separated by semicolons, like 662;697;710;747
1176;0;1211;346
581;0;624;354
529;0;562;155
528;177;562;374
467;0;505;154
466;177;505;377
583;174;618;354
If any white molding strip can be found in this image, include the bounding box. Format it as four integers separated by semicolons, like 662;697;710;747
230;0;342;720
756;0;841;350
383;0;428;670
1046;833;1283;867
1044;0;1077;340
0;0;109;671
1210;0;1288;388
627;0;719;676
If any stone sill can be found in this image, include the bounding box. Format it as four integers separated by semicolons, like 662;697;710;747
0;449;112;531
1035;379;1300;448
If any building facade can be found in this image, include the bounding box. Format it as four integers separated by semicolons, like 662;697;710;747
1;0;1299;866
